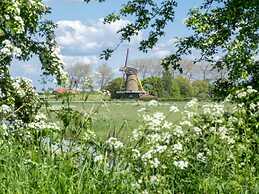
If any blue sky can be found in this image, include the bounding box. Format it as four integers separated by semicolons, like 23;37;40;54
11;0;203;90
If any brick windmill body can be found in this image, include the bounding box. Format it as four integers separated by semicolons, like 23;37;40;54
116;49;147;99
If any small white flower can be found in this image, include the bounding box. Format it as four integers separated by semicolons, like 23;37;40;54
94;154;103;162
197;152;207;162
150;158;160;168
237;91;246;98
137;107;146;112
142;150;153;161
106;137;123;149
150;175;158;184
154;145;167;153
169;105;179;112
173;125;184;137
180;120;192;127
147;100;158;107
132;149;141;158
193;127;202;135
185;98;198;109
174;160;188;169
0;104;12;114
162;121;172;129
172;143;183;153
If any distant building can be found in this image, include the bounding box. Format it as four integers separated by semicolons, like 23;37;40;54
53;87;79;94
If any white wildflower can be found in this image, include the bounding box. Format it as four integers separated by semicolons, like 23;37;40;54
132;129;142;140
162;121;172;129
237;91;246;98
147;100;158;107
180;120;192;127
106;137;123;149
173;125;184;137
141;150;153;161
197;152;207;162
169;105;179;112
185;98;198;109
150;175;159;184
150;158;160;168
137;107;146;112
154;145;167;153
94;154;103;162
172;143;183;153
173;160;188;169
247;86;257;94
0;104;12;114
193;127;202;135
132;149;141;158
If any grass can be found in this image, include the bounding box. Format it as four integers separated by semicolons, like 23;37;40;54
47;100;186;140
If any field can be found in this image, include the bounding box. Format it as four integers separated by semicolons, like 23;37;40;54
48;100;186;140
1;90;258;193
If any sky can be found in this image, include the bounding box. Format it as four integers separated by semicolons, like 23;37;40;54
11;0;203;90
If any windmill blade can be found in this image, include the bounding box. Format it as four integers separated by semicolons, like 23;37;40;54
120;48;130;90
124;48;129;68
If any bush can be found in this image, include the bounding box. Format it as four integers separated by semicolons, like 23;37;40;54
105;77;125;99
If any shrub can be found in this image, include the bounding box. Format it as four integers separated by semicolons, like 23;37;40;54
105;77;125;99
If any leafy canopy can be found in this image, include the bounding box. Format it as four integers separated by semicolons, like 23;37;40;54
85;0;259;94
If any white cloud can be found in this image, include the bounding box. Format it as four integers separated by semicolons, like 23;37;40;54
61;55;98;68
151;39;176;58
56;19;142;56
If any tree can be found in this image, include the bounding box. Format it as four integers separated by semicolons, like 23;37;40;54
96;64;113;90
192;80;209;98
85;0;259;97
175;76;193;97
0;0;66;122
142;76;164;97
66;62;93;90
130;58;163;79
105;77;124;99
161;70;173;97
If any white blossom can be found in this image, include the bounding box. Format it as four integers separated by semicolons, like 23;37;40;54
106;137;124;149
147;100;159;107
150;158;160;168
169;105;179;112
174;160;188;169
197;152;207;162
94;154;103;162
172;143;183;153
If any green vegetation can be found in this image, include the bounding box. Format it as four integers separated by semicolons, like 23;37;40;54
106;75;210;100
48;100;186;139
1;0;258;193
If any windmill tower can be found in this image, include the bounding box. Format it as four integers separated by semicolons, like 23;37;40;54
116;49;146;98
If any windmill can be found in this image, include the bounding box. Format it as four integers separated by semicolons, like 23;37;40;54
116;49;146;98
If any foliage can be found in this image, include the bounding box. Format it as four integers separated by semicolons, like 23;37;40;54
161;70;173;97
175;76;193;97
171;79;181;98
85;0;259;96
192;80;209;99
142;76;164;97
85;0;177;59
0;86;258;193
105;77;125;99
0;0;67;122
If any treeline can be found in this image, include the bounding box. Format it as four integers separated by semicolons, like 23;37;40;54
105;72;211;100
